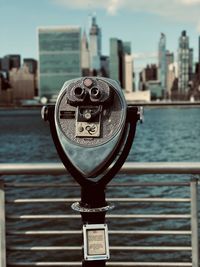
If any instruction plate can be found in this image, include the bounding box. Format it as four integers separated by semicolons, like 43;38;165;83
83;224;110;261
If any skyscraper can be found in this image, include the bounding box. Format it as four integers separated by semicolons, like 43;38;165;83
109;38;133;91
123;42;133;92
100;55;109;77
139;64;158;91
23;58;37;74
167;63;178;98
178;30;191;93
24;58;38;96
89;15;101;74
123;42;131;55
1;55;21;78
158;33;167;96
9;65;35;101
81;30;90;76
124;54;133;93
189;48;193;80
38;26;81;99
166;51;174;98
109;38;124;87
0;73;12;105
199;36;200;63
166;51;174;66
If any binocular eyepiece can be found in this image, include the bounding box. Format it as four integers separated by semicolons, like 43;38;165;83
66;78;112;106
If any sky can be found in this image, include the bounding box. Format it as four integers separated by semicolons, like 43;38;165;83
0;0;200;73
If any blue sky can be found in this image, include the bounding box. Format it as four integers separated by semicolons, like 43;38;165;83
0;0;200;72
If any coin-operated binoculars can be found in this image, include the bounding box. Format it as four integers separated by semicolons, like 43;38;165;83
42;77;142;267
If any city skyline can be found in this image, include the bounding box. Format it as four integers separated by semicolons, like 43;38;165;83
0;0;200;74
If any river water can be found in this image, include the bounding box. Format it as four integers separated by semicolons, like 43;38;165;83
1;107;200;163
0;107;200;264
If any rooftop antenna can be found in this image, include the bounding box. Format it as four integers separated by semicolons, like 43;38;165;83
87;2;93;29
88;8;97;29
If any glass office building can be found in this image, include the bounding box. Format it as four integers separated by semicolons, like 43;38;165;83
158;33;167;95
199;36;200;63
178;30;191;93
109;38;124;87
38;26;81;99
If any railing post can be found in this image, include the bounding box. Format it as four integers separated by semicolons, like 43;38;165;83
190;178;199;267
0;179;6;267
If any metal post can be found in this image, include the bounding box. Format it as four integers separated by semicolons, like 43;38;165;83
0;180;6;267
81;185;107;267
71;185;113;267
190;178;199;267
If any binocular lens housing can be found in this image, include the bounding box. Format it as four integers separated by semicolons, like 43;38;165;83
90;87;101;100
66;79;112;106
73;87;85;99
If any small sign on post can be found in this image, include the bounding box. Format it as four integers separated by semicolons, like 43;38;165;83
83;224;110;261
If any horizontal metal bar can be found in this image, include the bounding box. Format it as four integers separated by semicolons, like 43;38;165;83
6;197;191;203
1;162;200;175
7;263;83;267
128;101;200;107
7;214;191;219
7;214;81;219
5;181;191;187
111;246;192;251
6;261;193;266
107;263;192;267
8;246;81;251
5;182;79;188
7;230;83;235
109;198;191;202
7;198;80;203
0;163;66;175
7;230;192;235
108;263;192;267
98;230;192;235
8;245;192;251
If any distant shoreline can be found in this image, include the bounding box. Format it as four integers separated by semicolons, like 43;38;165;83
127;101;200;108
1;101;200;111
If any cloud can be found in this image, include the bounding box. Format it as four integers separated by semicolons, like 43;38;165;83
177;0;200;5
52;0;104;10
107;0;123;15
52;0;123;13
52;0;200;30
121;0;200;24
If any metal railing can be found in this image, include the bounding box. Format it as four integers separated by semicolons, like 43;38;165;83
0;162;199;267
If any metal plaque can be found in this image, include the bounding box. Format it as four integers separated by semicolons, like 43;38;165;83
83;224;110;261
